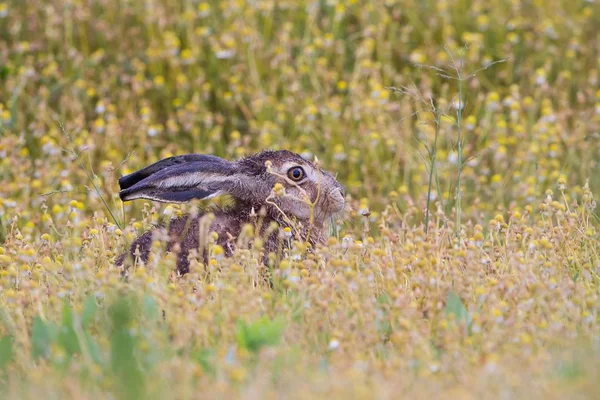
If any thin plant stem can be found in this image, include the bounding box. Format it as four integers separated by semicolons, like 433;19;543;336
58;121;123;230
425;107;441;235
455;75;463;245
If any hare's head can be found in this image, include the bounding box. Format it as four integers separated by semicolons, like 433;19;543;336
119;150;345;225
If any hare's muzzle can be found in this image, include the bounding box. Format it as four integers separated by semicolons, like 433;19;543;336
329;187;345;213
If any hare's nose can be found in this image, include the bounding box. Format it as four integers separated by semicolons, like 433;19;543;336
332;186;345;204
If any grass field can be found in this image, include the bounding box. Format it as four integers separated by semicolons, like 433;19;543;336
0;0;599;398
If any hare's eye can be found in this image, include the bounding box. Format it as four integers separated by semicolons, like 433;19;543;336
287;166;305;181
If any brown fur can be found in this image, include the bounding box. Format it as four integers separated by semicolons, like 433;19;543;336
116;150;344;274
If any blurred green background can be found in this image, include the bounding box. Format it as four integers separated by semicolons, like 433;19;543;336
1;0;598;227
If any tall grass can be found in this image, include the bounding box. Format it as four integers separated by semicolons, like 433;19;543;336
0;0;599;398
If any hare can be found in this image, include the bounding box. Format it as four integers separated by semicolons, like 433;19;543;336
115;150;345;274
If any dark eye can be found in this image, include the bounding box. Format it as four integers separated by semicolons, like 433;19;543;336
287;166;305;181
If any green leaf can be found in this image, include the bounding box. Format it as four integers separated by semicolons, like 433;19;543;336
61;300;74;327
0;216;5;243
81;296;97;329
0;308;15;336
445;291;471;328
58;327;80;357
377;293;390;305
84;332;103;365
558;360;584;380
109;296;145;400
376;318;392;337
0;65;8;81
111;330;144;399
142;293;158;320
59;301;80;358
31;317;51;360
0;336;13;369
236;315;285;353
319;356;329;372
195;348;216;376
109;297;135;332
111;330;136;372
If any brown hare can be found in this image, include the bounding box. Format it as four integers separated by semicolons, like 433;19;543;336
115;150;345;274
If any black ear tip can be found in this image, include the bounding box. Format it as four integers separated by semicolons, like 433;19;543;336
118;174;139;191
119;188;132;202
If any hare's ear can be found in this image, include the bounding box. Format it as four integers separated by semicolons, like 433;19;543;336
118;154;227;190
118;154;252;204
